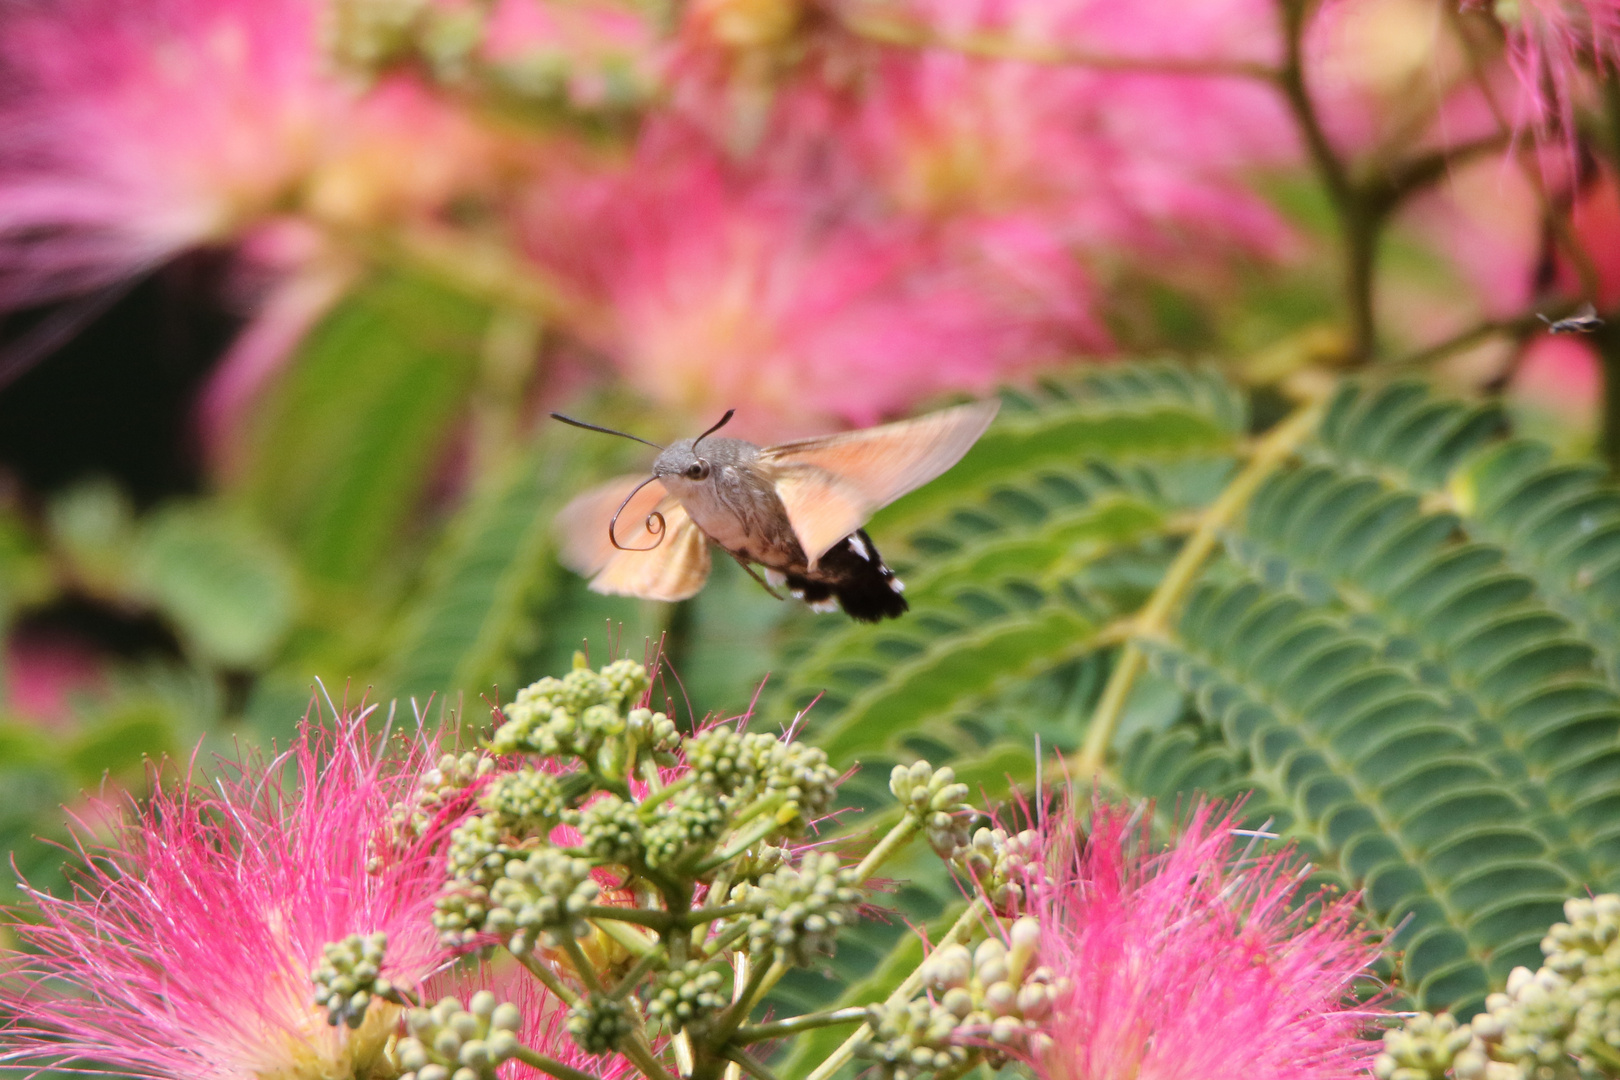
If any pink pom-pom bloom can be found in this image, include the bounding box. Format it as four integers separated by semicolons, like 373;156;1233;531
0;711;452;1080
525;132;1101;437
0;0;498;306
1005;799;1383;1080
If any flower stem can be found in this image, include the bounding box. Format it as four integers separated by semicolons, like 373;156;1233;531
639;755;665;796
853;816;921;884
512;1046;606;1080
733;1007;870;1044
802;899;987;1080
612;947;668;1000
723;1050;783;1080
702;920;753;958
680;903;758;927
593;914;661;958
1078;397;1326;779
696;814;782;875
639;776;697;819
710;956;783;1046
581;905;672;931
558;934;606;994
515;952;579;1006
623;1032;678;1080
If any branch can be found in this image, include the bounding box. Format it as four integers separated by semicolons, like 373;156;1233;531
513;1046;610;1080
1371;131;1513;212
724;1050;784;1080
733;1007;871;1044
622;1033;678;1080
853;815;921;884
516;952;580;1006
1272;0;1377;361
1077;395;1328;775
838;7;1275;79
1389;310;1548;372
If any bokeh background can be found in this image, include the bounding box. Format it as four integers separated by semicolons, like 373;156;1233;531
0;0;1614;912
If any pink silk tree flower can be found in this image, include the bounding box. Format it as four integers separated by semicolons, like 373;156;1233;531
522;133;1102;436
1497;0;1620;148
0;0;499;307
842;51;1295;257
1006;799;1384;1080
669;0;1295;255
0;712;453;1080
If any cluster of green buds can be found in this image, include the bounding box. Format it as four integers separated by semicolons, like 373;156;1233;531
388;752;496;840
890;762;975;859
311;932;408;1028
394;656;1030;1079
492;658;668;778
855;918;1063;1079
954;826;1044;914
393;993;525;1080
743;852;864;966
1377;894;1620;1080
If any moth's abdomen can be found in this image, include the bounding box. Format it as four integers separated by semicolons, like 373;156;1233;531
783;529;908;623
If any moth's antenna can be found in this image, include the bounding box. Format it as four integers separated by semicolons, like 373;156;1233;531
692;408;735;453
608;475;667;552
550;413;665;450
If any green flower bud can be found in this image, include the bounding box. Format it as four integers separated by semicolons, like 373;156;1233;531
854;998;972;1080
956;826;1042;912
491;659;649;760
747;852;863;966
479;768;566;837
646;960;729;1034
311;931;396;1028
567;993;636;1054
920;944;972;993
393;992;523;1080
626;708;680;757
577;794;645;865
644;787;727;870
486;850;600;955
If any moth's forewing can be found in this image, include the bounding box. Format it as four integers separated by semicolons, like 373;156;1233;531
759;399;1000;566
555;475;713;601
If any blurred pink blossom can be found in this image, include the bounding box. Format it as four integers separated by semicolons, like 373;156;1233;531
0;712;451;1080
1563;168;1620;307
2;629;107;732
0;0;501;307
1499;0;1620;146
1514;334;1601;425
1008;798;1383;1080
525;134;1101;436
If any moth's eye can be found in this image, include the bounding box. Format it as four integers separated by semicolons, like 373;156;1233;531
686;460;711;480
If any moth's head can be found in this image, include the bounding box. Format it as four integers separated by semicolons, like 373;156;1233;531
650;409;739;493
652;441;713;484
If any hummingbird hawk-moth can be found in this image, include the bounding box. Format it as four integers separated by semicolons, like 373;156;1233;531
551;400;1000;621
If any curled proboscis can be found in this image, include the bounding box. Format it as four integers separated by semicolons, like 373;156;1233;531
609;476;667;552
